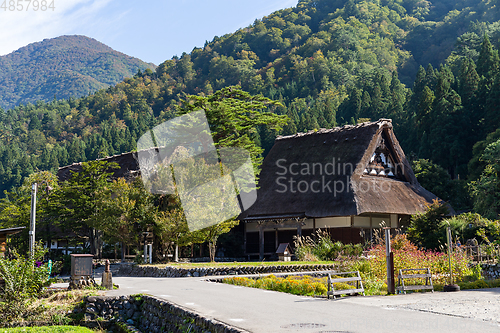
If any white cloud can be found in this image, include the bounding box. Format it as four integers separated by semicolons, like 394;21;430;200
0;0;115;56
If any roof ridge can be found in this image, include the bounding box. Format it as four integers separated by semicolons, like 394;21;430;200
276;118;392;141
58;150;138;170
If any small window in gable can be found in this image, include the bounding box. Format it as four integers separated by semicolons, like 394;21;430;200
363;136;402;179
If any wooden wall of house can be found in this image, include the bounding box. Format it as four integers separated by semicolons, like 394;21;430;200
327;227;363;244
244;213;408;257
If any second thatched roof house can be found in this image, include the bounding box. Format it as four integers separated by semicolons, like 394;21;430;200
240;119;439;259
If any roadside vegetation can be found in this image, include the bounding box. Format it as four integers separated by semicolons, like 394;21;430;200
223;206;500;297
0;327;101;333
0;242;105;328
223;273;500;297
223;232;498;297
223;275;329;297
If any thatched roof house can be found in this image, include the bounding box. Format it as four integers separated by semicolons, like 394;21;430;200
240;119;438;259
57;119;439;260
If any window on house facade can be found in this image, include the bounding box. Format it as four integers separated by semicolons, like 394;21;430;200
363;134;404;180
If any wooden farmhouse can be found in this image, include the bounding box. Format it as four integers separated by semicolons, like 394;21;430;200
239;119;439;260
57;119;439;260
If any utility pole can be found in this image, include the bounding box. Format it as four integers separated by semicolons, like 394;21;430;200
29;183;38;257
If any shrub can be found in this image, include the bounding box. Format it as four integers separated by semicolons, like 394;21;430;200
313;232;336;260
407;199;450;249
0;242;50;323
294;230;364;261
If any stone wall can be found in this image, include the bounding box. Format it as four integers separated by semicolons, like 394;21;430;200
83;295;248;333
118;263;338;278
84;295;142;331
481;263;500;279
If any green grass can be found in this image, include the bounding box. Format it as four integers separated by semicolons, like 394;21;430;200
0;326;99;332
143;260;336;269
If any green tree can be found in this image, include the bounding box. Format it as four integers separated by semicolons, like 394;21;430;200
468;128;500;180
415;85;434;143
338;86;361;124
428;66;464;176
412;159;452;201
175;87;288;259
471;139;500;220
177;86;288;176
152;152;232;262
0;171;59;254
96;178;155;261
476;34;500;80
281;107;299;135
47;161;118;257
458;57;480;108
485;75;500;134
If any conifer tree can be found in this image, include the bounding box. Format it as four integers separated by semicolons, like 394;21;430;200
477;35;500;80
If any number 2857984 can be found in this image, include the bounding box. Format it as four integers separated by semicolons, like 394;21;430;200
1;0;55;11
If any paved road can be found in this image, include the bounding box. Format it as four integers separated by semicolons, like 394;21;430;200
104;276;500;333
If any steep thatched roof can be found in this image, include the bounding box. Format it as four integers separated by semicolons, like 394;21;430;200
57;151;140;181
241;119;438;220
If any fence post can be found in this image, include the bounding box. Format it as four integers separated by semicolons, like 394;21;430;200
384;227;395;294
446;227;453;285
444;227;460;292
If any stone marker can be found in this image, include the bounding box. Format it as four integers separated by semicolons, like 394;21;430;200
102;259;113;290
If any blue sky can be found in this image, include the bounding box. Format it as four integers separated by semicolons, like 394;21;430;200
0;0;298;65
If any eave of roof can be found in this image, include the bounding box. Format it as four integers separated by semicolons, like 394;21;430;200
0;226;26;235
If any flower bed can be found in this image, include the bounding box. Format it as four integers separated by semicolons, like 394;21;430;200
363;234;472;286
222;274;361;297
229;234;475;297
223;275;328;296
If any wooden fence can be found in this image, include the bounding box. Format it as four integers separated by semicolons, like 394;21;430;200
461;244;500;264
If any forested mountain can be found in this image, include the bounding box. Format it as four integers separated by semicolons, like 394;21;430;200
0;35;156;110
1;0;500;212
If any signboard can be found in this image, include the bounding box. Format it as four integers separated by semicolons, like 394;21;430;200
70;254;93;277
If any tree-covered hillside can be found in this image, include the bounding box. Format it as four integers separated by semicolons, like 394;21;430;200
1;0;500;213
0;35;156;110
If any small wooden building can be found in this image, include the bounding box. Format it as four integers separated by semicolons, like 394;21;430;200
240;119;439;259
276;243;291;261
0;227;25;257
